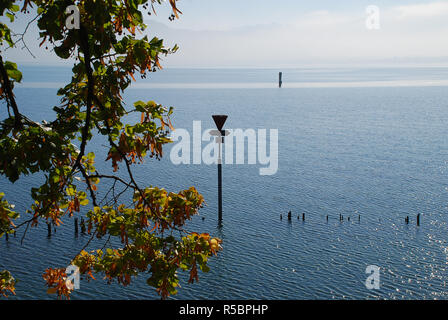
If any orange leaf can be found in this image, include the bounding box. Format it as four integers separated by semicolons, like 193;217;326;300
47;287;57;294
88;270;96;280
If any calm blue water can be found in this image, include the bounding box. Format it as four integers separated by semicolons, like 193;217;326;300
1;67;448;299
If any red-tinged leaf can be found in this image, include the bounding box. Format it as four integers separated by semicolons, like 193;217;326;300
149;222;158;232
88;270;96;280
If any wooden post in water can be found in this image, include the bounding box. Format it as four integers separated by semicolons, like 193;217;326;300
287;211;292;220
302;213;305;221
47;222;51;237
405;216;409;224
80;218;86;234
5;231;8;241
417;214;420;226
279;72;282;88
74;218;79;235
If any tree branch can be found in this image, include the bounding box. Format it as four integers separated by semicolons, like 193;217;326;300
71;25;94;173
0;55;22;128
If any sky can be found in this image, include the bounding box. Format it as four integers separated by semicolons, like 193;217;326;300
2;0;448;68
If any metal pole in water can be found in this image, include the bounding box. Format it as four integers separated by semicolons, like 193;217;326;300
212;115;228;222
279;72;282;88
218;140;223;222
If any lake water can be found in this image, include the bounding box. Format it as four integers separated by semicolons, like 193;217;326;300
1;66;448;299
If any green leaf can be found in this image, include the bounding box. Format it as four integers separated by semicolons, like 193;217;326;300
66;187;76;196
6;12;14;22
4;61;22;82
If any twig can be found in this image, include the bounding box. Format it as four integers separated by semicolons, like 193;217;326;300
7;13;41;59
20;220;31;245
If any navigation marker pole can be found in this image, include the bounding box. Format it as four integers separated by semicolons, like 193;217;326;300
211;115;229;222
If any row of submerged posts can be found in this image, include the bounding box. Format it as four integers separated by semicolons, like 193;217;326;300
280;212;360;222
45;217;87;238
4;216;88;241
1;212;424;242
281;211;422;226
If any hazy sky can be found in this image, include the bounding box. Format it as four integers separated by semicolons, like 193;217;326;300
3;0;448;67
